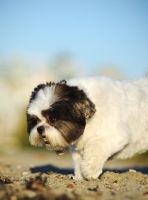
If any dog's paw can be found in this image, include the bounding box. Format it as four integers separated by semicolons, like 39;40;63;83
83;169;102;181
71;175;84;180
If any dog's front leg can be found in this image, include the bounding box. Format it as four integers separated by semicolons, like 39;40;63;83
80;126;130;180
80;142;107;180
70;147;84;180
70;144;104;180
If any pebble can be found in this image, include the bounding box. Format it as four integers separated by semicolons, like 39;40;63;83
20;177;27;182
22;172;29;176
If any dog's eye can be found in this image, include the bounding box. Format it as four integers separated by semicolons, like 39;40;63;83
29;117;38;125
49;117;57;124
32;118;37;124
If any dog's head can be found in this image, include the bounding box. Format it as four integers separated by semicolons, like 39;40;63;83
26;80;96;154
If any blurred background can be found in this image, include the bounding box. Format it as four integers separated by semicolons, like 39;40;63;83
0;0;148;156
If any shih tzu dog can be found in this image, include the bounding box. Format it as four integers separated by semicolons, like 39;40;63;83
26;75;148;180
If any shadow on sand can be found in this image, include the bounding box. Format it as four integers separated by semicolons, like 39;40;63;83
30;164;74;175
30;164;148;176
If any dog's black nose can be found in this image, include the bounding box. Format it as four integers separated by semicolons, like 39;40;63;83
37;126;45;135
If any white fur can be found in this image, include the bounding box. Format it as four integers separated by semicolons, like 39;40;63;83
27;85;58;119
67;76;148;180
28;75;148;180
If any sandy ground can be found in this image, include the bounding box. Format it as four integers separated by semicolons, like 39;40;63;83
1;149;148;200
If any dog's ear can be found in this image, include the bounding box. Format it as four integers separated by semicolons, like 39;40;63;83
86;99;96;120
80;96;96;120
59;80;67;85
68;86;96;121
54;83;96;121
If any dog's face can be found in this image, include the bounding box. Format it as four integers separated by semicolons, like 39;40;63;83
26;80;96;154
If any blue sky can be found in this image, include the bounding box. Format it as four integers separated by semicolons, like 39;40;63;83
0;0;148;78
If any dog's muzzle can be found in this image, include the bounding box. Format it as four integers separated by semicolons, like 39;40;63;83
37;126;50;144
37;125;65;156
